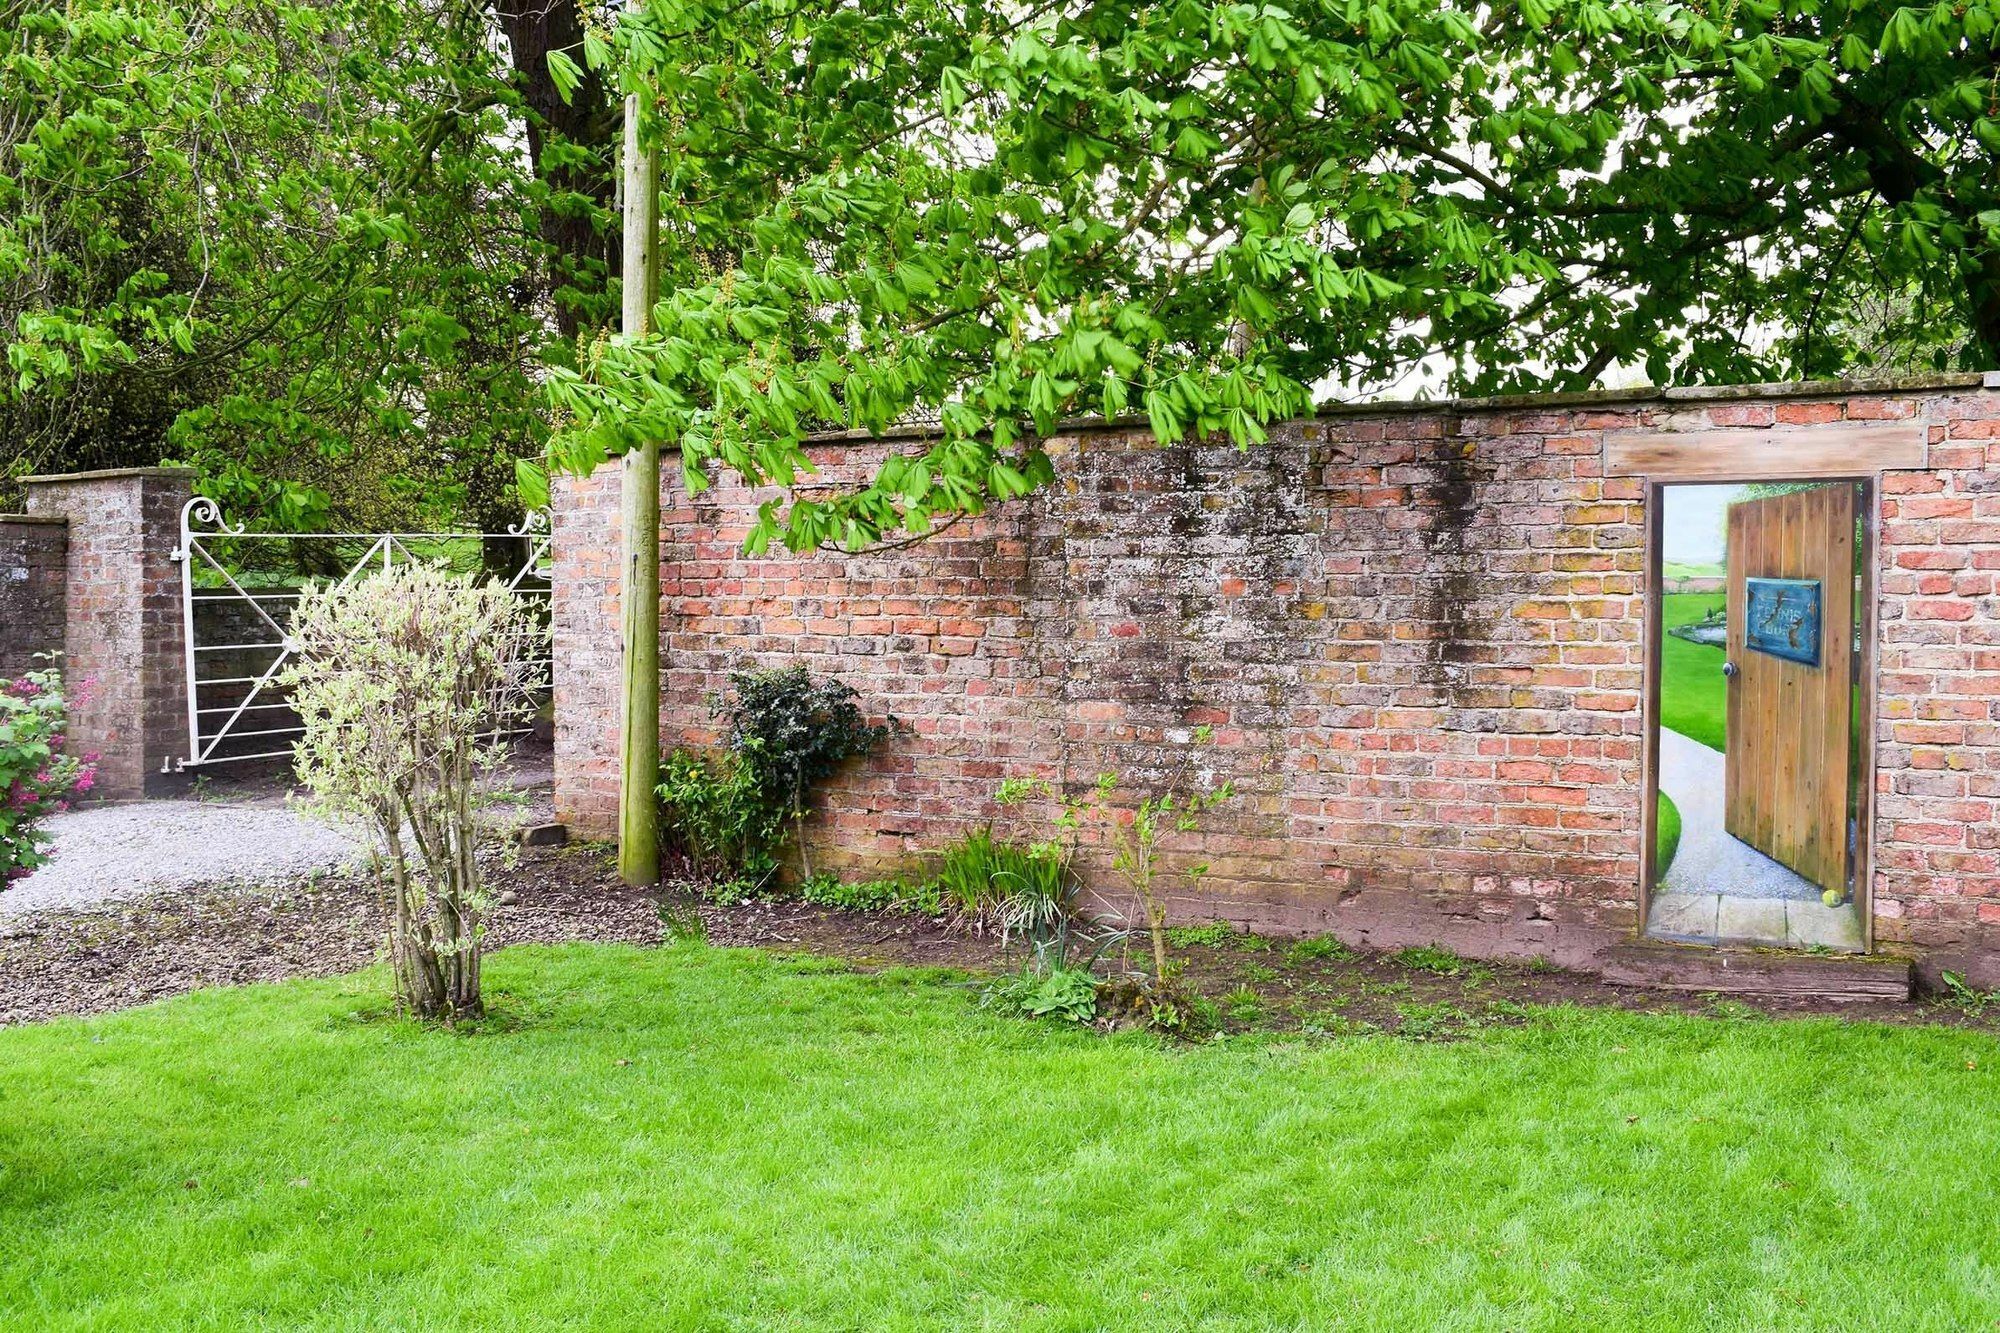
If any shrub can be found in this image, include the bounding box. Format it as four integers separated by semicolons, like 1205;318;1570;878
658;666;886;893
0;664;96;885
656;749;784;898
284;565;534;1022
724;665;887;879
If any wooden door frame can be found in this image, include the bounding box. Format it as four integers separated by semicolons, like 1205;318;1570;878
1636;475;1880;950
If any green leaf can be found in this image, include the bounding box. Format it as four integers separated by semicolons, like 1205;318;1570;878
547;49;583;104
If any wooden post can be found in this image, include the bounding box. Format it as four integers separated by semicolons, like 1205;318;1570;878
617;91;662;886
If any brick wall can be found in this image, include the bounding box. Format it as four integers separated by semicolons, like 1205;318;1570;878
1872;387;2000;980
0;516;68;679
554;379;2000;976
24;469;194;799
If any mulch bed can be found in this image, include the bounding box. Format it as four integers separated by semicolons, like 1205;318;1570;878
2;842;1990;1034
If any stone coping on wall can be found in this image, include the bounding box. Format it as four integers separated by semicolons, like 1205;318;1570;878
0;513;70;524
795;370;2000;447
19;466;201;485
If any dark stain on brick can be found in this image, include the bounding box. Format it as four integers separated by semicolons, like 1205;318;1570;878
1417;420;1485;706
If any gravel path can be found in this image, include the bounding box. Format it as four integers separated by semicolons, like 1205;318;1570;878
2;801;365;918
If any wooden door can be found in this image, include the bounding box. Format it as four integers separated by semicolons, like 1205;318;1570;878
1723;486;1856;892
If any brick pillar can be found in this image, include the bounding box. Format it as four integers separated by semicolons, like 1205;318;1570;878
550;467;623;837
23;468;195;800
0;514;69;679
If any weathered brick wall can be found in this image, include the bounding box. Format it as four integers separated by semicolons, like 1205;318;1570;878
1872;387;2000;980
0;515;68;679
24;469;194;799
554;379;2000;974
557;408;1650;966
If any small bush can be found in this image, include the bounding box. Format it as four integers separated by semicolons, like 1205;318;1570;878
656;750;784;899
0;664;96;885
657;666;886;894
285;566;534;1022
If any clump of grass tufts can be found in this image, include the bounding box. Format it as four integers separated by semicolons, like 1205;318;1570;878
1392;944;1466;976
1284;934;1352;967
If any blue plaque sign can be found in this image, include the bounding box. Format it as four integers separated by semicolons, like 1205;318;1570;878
1745;577;1822;667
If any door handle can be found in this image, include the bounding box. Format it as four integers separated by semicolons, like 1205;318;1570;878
1723;660;1739;680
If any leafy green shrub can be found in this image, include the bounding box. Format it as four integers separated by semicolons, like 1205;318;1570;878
657;666;887;895
726;665;888;878
1;664;96;886
656;749;784;899
285;566;534;1021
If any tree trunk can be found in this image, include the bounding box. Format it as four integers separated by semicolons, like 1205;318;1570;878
491;0;623;338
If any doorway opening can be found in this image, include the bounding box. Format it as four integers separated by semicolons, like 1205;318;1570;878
1644;480;1871;951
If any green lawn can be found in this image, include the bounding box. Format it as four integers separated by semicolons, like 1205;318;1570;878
1661;591;1728;752
4;945;1999;1328
1655;790;1682;881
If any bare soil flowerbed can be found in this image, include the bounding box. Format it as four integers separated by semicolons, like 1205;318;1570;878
3;841;1991;1033
0;844;658;1026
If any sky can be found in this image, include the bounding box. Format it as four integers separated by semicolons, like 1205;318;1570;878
1661;484;1747;568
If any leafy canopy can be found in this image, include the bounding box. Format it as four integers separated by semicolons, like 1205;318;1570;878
1;0;558;532
543;0;2000;552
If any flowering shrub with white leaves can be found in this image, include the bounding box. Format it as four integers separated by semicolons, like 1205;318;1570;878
0;663;96;886
283;565;534;1022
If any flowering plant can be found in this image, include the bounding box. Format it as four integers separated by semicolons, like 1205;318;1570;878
0;663;96;886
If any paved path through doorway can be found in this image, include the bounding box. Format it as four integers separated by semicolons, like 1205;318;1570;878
1660;729;1819;901
1648;728;1863;950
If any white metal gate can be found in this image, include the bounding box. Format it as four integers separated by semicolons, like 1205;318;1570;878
169;498;553;770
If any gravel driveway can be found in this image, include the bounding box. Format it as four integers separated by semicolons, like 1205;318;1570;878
3;801;364;918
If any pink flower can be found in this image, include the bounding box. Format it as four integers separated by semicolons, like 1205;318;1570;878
73;772;94;794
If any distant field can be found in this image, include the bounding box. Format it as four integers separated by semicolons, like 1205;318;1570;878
1662;560;1725;581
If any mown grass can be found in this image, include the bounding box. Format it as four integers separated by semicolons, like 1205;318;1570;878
4;944;1999;1329
1662;591;1729;751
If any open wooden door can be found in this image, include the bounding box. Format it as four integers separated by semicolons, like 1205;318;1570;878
1723;486;1856;893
